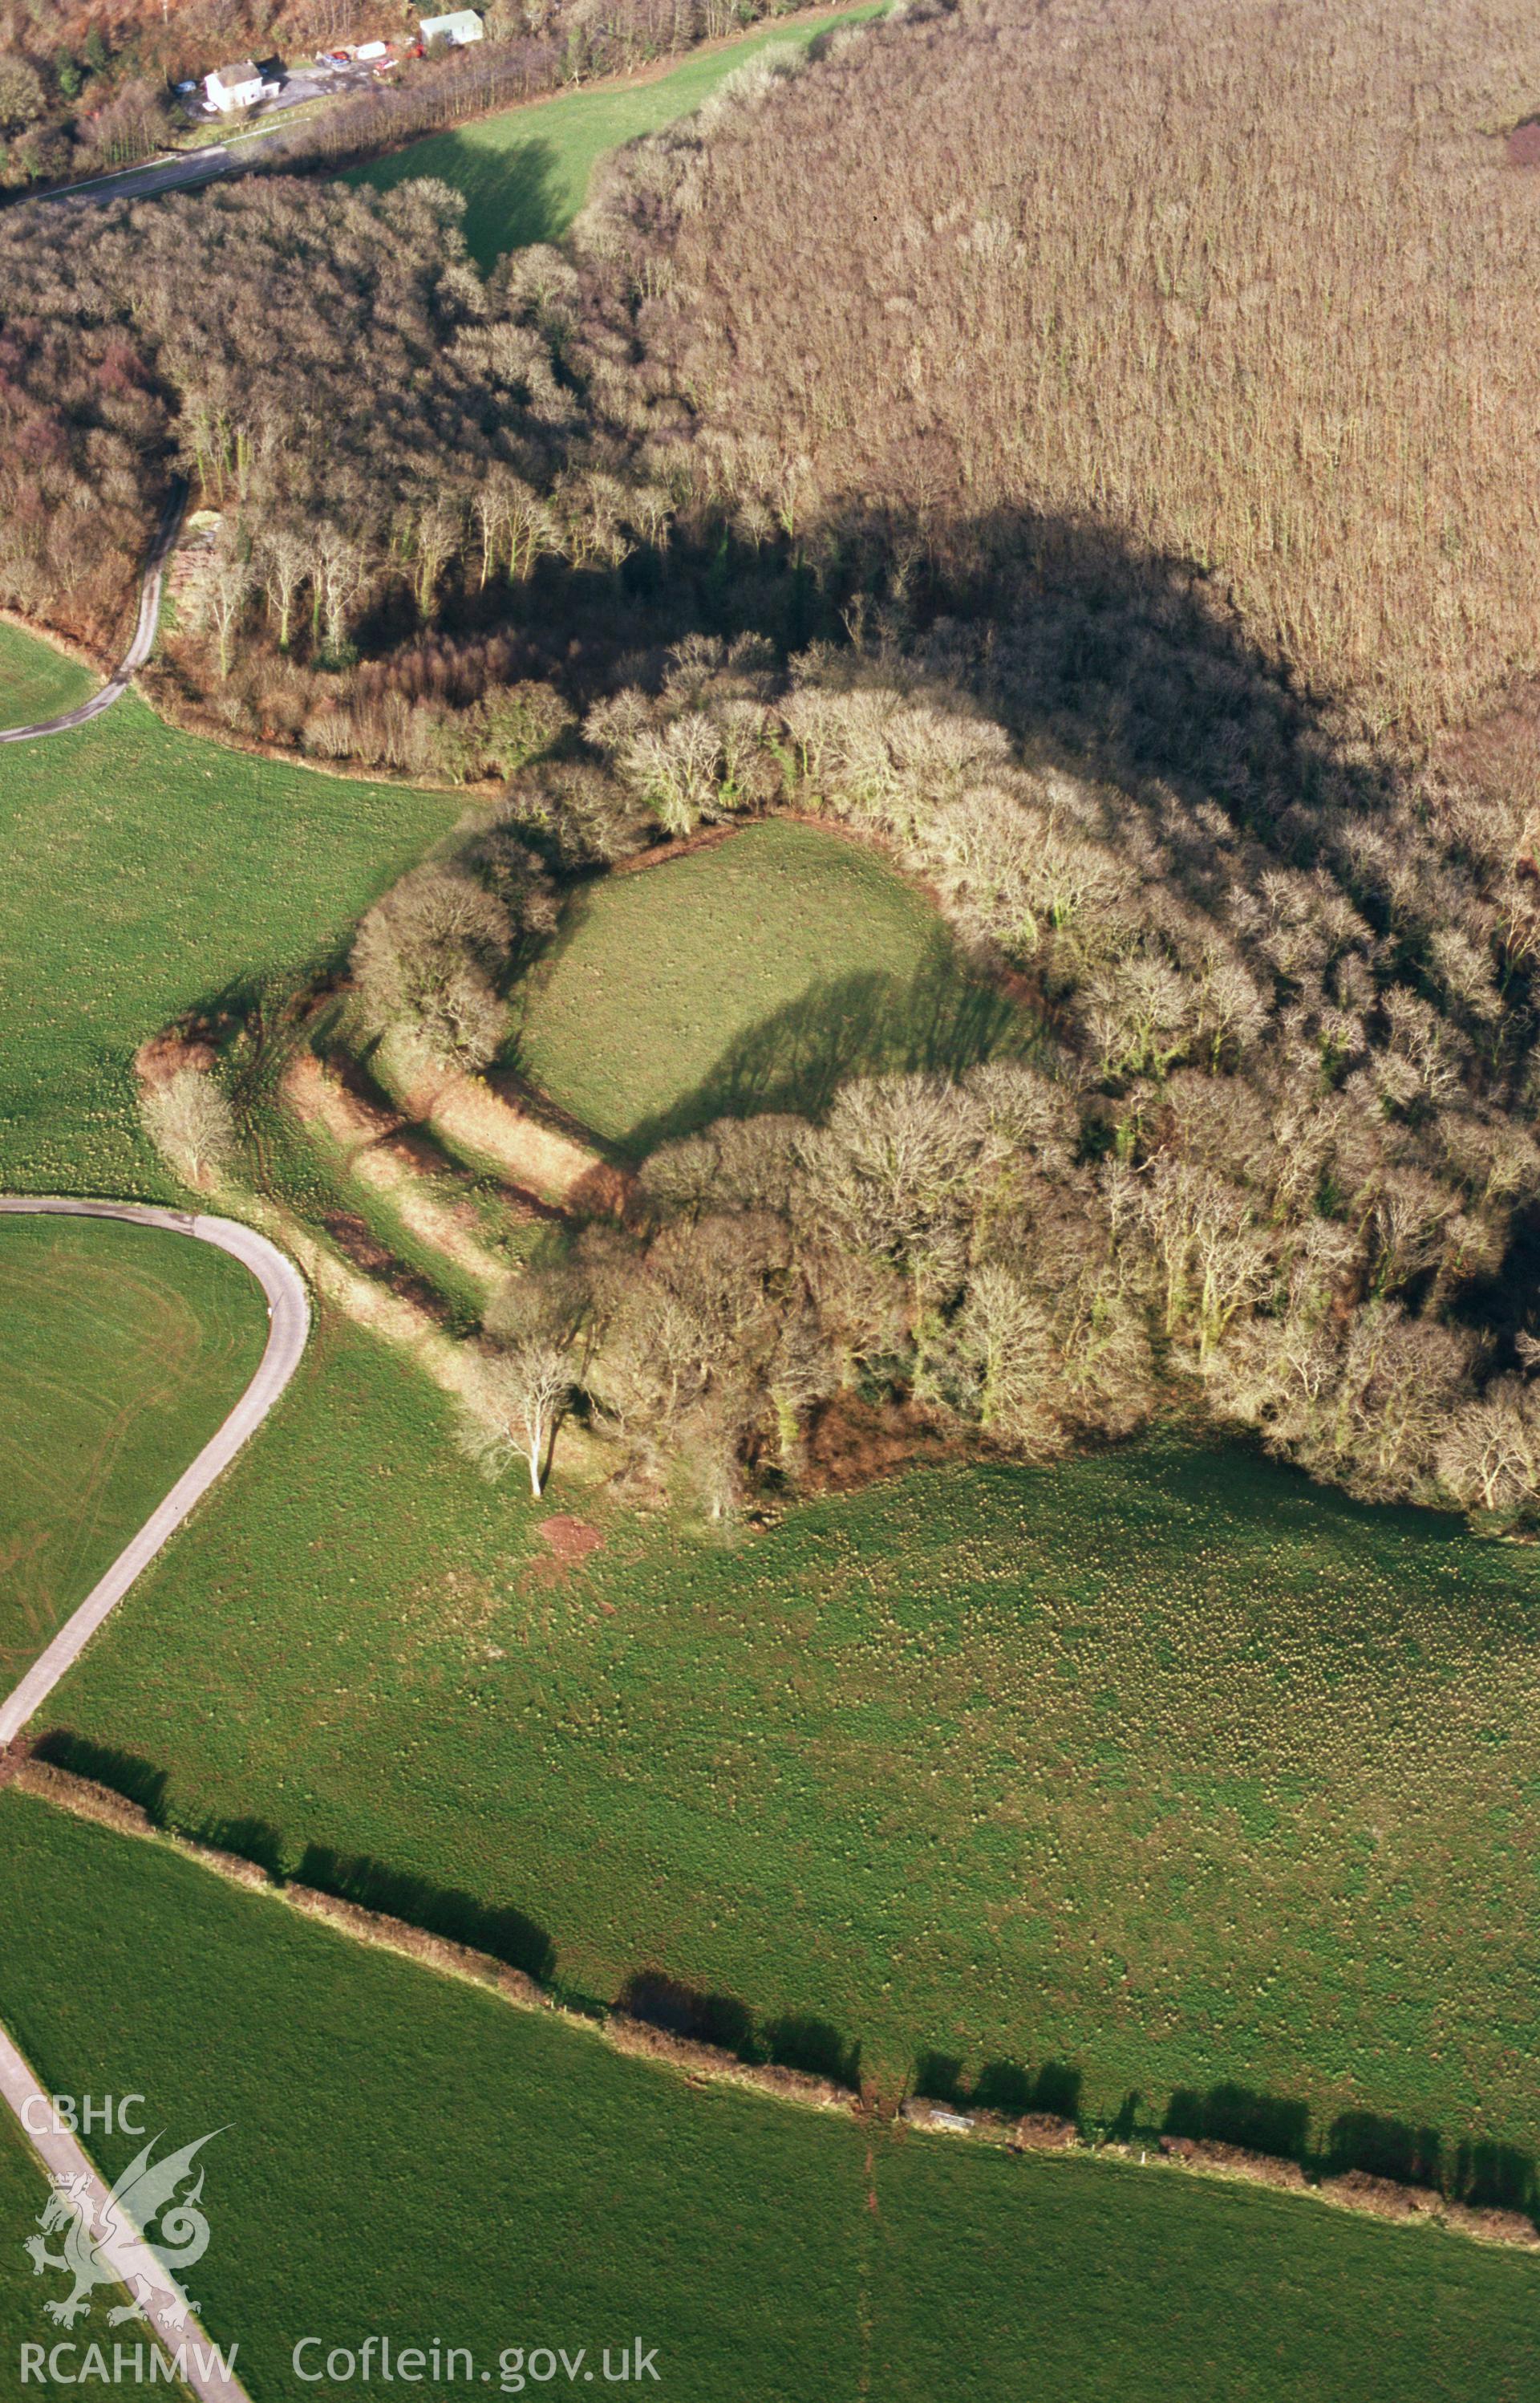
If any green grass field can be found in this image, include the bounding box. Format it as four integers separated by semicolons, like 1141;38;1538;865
515;820;1031;1152
0;2110;57;2384
350;6;884;268
0;1216;266;1691
0;1794;1534;2403
33;1289;1540;2166
0;2105;191;2395
0;623;96;729
0;656;457;1196
6;582;1540;2385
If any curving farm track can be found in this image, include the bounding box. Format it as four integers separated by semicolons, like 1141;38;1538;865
0;1197;309;2403
0;480;188;747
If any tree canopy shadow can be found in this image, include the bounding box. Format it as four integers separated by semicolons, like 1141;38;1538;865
617;1969;862;2090
816;494;1402;857
1455;2137;1537;2214
405;132;563;267
33;1730;168;1825
1165;2081;1312;2158
914;2049;1082;2123
295;1842;556;1983
1167;2088;1537;2218
621;938;1036;1158
1324;2110;1443;2188
617;1969;756;2056
185;1814;286;1880
464;132;565;264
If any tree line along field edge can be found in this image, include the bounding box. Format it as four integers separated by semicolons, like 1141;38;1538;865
29;1295;1540;2188
0;1791;1537;2403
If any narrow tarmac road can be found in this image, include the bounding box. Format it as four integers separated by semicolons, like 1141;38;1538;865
0;2023;248;2403
0;1198;308;2403
0;479;188;746
43;144;253;208
0;1199;309;1743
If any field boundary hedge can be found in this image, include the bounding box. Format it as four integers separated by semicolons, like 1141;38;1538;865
7;1749;1539;2257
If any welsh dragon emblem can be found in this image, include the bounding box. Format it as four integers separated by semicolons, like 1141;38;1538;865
26;2131;222;2331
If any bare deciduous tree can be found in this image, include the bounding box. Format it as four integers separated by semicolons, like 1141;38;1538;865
461;1342;573;1497
351;867;516;1068
140;1069;237;1188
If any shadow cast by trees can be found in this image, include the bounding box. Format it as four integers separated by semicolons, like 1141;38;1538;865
1454;2137;1537;2215
499;472;1407;879
1323;2110;1443;2188
1165;2081;1312;2158
1143;1435;1476;1553
617;1969;756;2055
295;1843;556;1983
1168;2085;1538;2215
914;2049;1083;2122
33;1730;168;1824
186;1814;286;1879
617;1970;862;2090
17;1731;1540;2208
486;484;1481;1086
723;485;1408;872
428;132;564;264
619;938;1035;1157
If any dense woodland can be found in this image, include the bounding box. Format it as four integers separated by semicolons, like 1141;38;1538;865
14;0;1540;1518
0;177;672;722
579;0;1540;737
326;629;1540;1523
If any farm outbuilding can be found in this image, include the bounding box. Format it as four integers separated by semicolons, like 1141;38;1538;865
419;9;484;44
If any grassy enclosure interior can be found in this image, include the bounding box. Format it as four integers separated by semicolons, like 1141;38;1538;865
0;1793;1534;2403
0;1215;266;1691
0;624;96;728
0;661;456;1195
513;818;1034;1151
349;4;884;267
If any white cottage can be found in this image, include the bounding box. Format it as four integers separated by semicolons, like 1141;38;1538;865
204;59;266;112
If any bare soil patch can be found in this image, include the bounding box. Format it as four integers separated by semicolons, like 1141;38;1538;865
803;1392;955;1495
319;1211;454;1321
609;825;740;877
133;1028;220;1086
538;1514;605;1572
